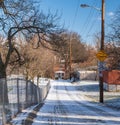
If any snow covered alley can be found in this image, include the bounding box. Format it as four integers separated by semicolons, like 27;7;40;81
29;80;120;125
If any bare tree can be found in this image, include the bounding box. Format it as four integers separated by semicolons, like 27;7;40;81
107;7;120;46
105;7;120;69
56;31;89;63
0;0;63;103
70;32;89;63
20;43;54;80
105;43;120;70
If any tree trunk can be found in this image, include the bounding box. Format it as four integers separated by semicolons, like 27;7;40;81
0;65;8;104
0;54;9;124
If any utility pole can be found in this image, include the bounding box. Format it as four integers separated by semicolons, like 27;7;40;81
80;0;105;103
101;0;105;50
99;0;105;103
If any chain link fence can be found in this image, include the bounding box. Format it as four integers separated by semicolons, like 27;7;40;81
0;76;50;125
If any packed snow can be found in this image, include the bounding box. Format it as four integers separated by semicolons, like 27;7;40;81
11;80;120;125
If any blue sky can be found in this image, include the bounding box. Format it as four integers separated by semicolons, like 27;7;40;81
40;0;120;45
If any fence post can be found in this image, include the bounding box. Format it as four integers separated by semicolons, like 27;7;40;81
25;80;28;106
37;77;40;103
17;78;20;112
2;78;6;124
30;81;33;103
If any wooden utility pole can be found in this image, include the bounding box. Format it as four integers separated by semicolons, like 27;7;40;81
80;0;105;103
99;0;105;103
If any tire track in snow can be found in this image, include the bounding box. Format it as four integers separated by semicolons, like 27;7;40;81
53;81;69;125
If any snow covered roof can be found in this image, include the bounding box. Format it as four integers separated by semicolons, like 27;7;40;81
55;71;65;73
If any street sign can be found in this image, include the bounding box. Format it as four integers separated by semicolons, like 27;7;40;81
98;61;106;72
96;50;107;61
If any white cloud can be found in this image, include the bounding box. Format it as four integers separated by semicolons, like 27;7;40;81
108;12;114;17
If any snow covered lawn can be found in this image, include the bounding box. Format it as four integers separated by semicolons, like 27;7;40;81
75;80;120;109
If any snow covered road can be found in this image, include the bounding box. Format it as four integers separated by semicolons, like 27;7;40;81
32;80;120;125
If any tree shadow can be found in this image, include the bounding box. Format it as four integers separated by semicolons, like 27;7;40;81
22;100;120;125
54;84;99;92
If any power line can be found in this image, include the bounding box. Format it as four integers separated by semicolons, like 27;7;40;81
86;12;100;36
80;1;100;37
71;0;80;28
80;7;95;35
